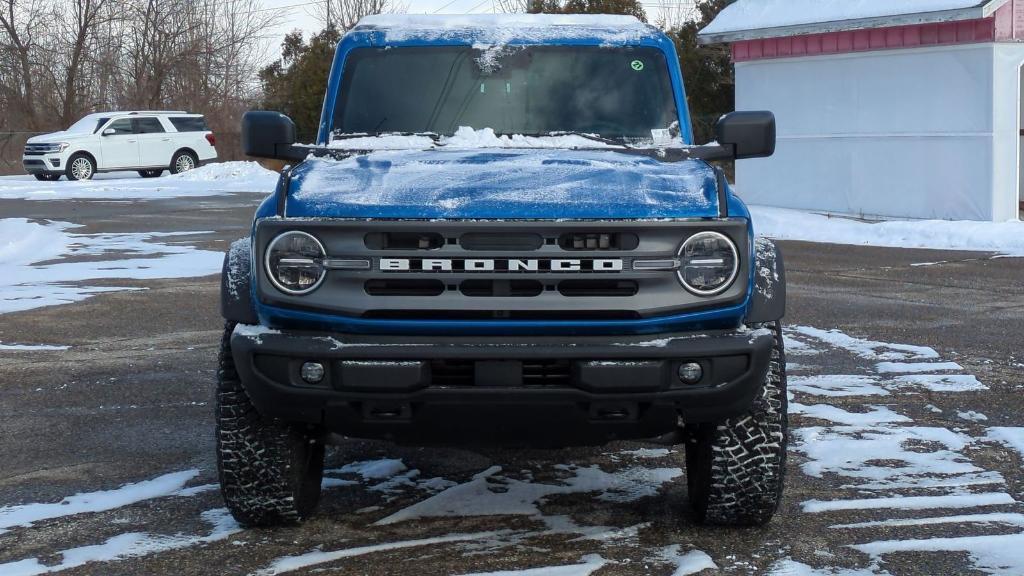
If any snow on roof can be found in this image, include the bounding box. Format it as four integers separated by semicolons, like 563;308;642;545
353;14;658;45
700;0;1005;43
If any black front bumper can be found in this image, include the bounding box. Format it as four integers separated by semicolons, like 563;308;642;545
230;327;774;446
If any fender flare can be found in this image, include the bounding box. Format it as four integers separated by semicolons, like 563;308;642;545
745;237;786;324
221;238;258;324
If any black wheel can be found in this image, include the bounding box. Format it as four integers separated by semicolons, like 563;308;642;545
34;173;60;181
684;321;787;526
138;169;163;178
169;150;198;174
216;322;325;526
65;154;96;181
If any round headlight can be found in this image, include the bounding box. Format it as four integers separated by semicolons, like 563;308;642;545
265;231;326;295
677;231;739;296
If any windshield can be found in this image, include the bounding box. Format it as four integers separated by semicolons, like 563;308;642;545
66;114;110;134
332;45;679;143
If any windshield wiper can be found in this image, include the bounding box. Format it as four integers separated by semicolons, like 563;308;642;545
331;131;441;142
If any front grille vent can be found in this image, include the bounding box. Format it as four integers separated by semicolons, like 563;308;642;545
558;280;639;297
365;232;445;250
559;232;639;251
459;233;543;251
365;279;445;296
460;279;544;297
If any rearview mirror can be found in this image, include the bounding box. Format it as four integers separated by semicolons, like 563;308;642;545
242;111;306;162
715;111;776;159
102;128;115;136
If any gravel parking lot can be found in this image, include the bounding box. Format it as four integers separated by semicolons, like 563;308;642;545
1;176;1022;576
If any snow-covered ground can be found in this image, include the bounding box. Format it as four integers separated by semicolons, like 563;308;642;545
1;325;1020;575
751;205;1024;256
0;161;277;201
0;217;223;316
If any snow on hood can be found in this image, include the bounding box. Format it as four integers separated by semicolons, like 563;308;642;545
327;127;634;151
285;148;718;220
354;14;657;46
26;131;92;144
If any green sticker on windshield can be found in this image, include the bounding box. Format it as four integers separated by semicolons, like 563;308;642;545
631;60;644;71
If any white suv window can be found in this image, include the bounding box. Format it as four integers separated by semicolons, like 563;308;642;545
134;117;165;133
106;119;133;135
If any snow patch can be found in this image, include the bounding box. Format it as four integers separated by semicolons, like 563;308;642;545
374;464;681;526
454;554;609;576
655;545;718;575
0;342;69;351
789;375;889;397
852;533;1024;576
0;218;223;314
803;492;1015;514
0;508;239;576
750;205;1024;257
0;469;198;533
875;361;963;374
791;326;938;361
253;531;510;576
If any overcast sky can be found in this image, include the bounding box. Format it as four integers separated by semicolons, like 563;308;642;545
258;0;688;62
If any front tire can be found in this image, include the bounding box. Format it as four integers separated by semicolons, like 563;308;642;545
65;154;96;181
684;321;787;526
170;150;197;174
216;322;325;526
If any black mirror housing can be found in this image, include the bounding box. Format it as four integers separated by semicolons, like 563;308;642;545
241;111;305;161
715;111;776;160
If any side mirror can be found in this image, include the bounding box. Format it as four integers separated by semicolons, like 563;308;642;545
102;128;115;136
241;111;306;161
715;111;776;159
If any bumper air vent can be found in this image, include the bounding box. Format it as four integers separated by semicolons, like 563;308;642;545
459;279;544;297
430;360;474;386
559;232;639;251
365;232;445;250
522;359;571;385
558;280;639;297
365;279;445;296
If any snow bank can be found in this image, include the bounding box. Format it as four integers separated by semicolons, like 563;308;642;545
703;0;986;35
0;161;276;201
750;205;1024;256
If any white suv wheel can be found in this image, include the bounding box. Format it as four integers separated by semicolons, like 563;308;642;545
173;153;196;173
67;155;95;181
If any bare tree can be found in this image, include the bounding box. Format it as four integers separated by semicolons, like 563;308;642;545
0;0;51;129
311;0;405;32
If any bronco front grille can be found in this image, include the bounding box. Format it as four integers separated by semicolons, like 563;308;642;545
256;220;750;321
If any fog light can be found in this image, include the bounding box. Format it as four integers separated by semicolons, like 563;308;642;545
300;361;325;384
677;362;703;384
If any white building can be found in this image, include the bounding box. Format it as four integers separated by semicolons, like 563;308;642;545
700;0;1024;222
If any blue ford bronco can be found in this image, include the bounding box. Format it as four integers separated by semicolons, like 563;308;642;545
218;14;786;528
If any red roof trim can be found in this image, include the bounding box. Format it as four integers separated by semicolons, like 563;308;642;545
732;18;996;62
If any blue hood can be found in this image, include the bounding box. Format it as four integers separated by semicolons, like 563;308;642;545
285;149;720;219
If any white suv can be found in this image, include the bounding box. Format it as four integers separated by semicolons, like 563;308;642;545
23;111;218;181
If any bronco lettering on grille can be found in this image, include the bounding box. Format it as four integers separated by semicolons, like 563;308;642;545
378;258;624;272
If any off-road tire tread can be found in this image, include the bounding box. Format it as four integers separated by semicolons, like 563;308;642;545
216;321;324;527
685;321;787;526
